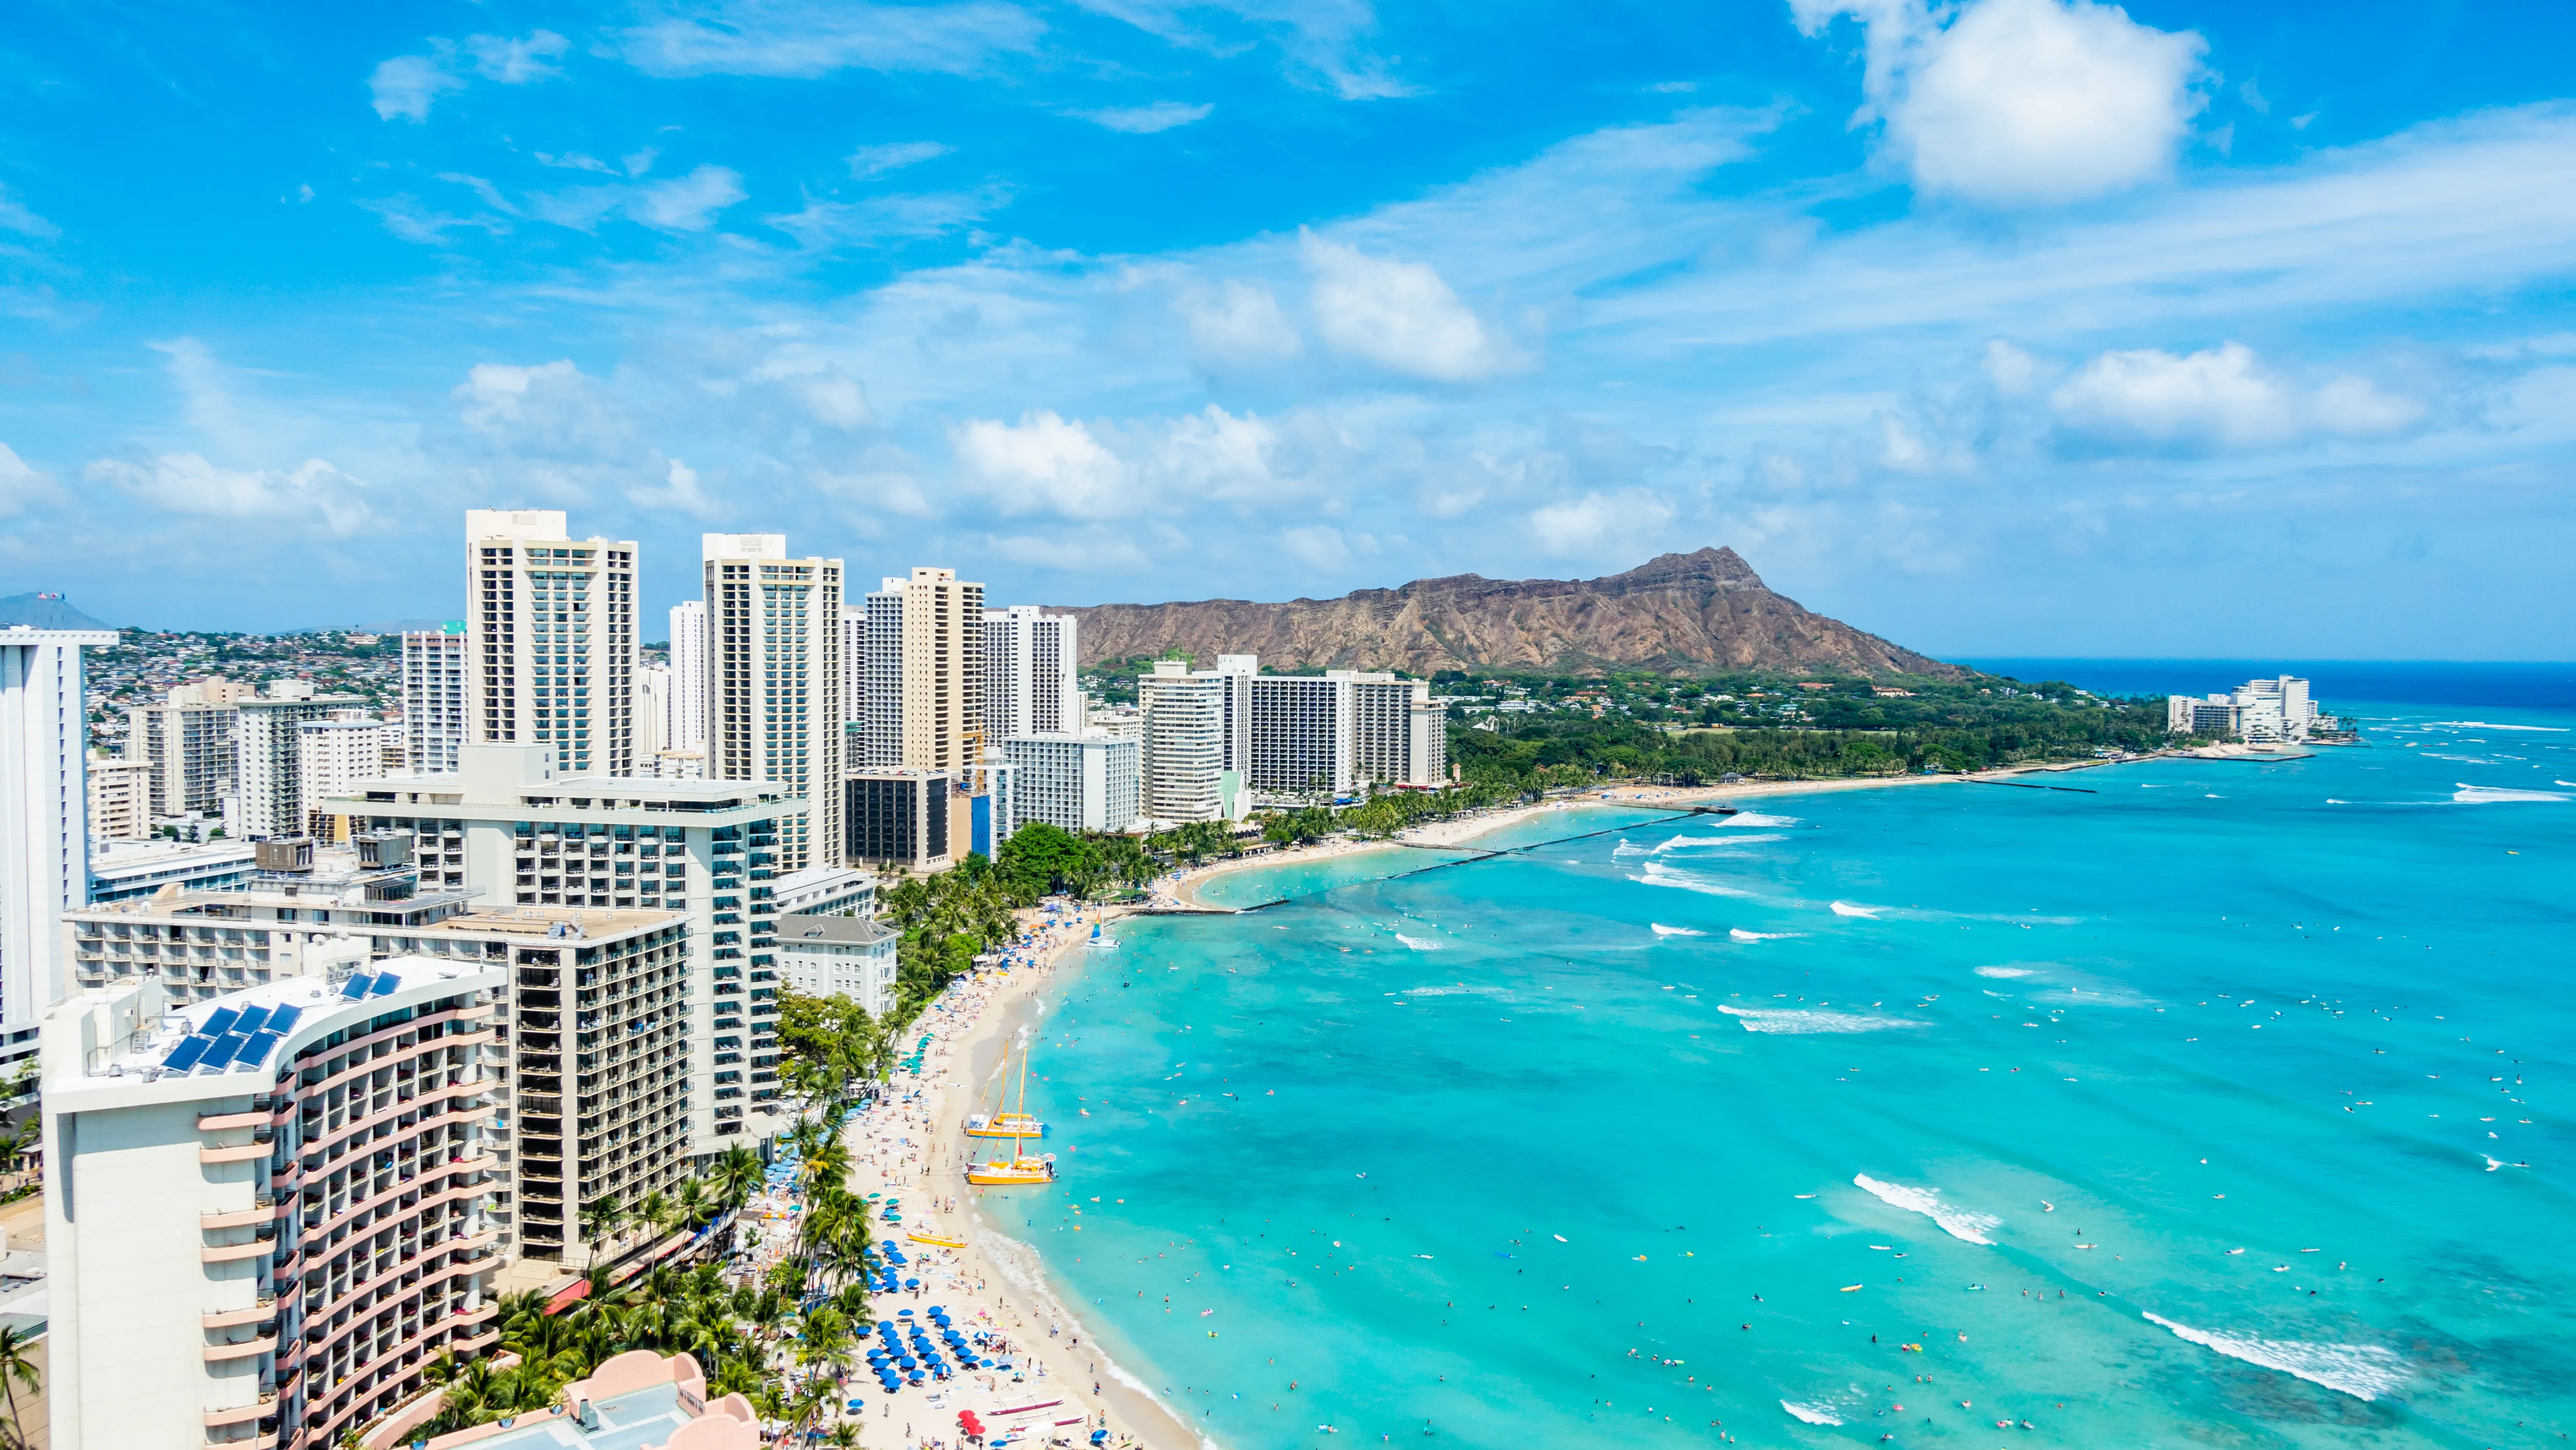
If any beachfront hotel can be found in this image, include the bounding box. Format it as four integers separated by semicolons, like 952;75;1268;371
2166;674;2333;743
316;743;794;1156
1136;654;1448;816
982;604;1080;743
1136;657;1252;823
40;956;506;1450
775;912;897;1018
1003;732;1140;834
699;533;845;874
464;510;641;778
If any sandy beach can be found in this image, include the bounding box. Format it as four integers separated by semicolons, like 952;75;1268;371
781;899;1205;1450
819;750;2189;1449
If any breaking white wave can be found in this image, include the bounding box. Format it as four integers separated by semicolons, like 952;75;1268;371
2428;720;2568;732
1611;839;1650;859
1650;923;1706;937
1653;832;1785;852
2453;783;2571;804
1829;900;1883;918
1852;1173;2001;1244
1780;1401;1842;1426
1723;812;1799;828
1723;1005;1927;1035
1730;928;1797;942
1974;966;2035;978
1636;861;1757;898
1393;934;1442;951
2142;1312;2408;1401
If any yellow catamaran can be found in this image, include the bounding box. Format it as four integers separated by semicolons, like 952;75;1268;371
964;1038;1056;1186
964;1037;1049;1140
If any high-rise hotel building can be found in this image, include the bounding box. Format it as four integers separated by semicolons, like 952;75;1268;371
3;626;116;1070
464;510;639;777
856;568;985;774
400;627;467;773
983;605;1079;743
701;534;843;873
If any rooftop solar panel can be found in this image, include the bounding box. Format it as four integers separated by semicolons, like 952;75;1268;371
340;974;374;1000
197;1034;246;1071
231;1005;273;1036
367;975;400;998
239;1030;283;1068
163;1036;210;1072
264;1003;303;1036
200;1006;242;1038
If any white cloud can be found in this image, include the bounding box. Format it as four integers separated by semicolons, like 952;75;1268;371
629;458;723;516
1794;0;2207;204
86;453;371;534
1067;0;1413;101
453;360;636;457
0;185;58;240
1279;524;1352;571
986;531;1149;572
2049;341;2421;452
1301;232;1507;381
1156;405;1277;498
1175;278;1302;369
952;410;1136;518
0;443;61;516
1528;488;1678;558
1982;339;2044;395
368;54;464;122
1077;102;1213;134
466;30;570;82
619;1;1042;78
763;188;1007;250
848;141;955;177
632;166;749;232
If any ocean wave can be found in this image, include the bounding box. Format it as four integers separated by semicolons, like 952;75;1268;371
1611;839;1649;858
1974;966;2035;978
1723;1005;1927;1035
1729;928;1797;942
1636;862;1758;898
2428;720;2569;732
1780;1402;1842;1426
2141;1311;2407;1401
1650;923;1706;937
1394;934;1442;951
1723;812;1800;828
984;1225;1196;1430
1852;1174;2000;1245
1829;901;1883;918
1659;831;1786;849
2453;783;2571;804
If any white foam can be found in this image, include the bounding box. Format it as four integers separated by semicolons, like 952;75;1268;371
1729;928;1796;942
1393;934;1442;951
1974;966;2034;978
2452;783;2571;804
1851;1173;2000;1245
1829;901;1883;919
2141;1312;2408;1401
1723;1005;1926;1035
982;1227;1196;1427
1650;923;1706;937
2428;720;2568;732
1636;862;1757;898
1719;812;1798;827
1780;1401;1842;1425
1653;832;1785;852
1611;840;1649;859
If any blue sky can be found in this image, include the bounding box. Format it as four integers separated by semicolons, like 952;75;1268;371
2;0;2572;657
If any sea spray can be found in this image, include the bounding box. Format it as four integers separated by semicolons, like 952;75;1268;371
1851;1174;2002;1245
2142;1312;2407;1401
1721;1005;1926;1034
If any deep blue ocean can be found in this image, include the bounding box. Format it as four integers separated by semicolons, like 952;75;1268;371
975;671;2575;1449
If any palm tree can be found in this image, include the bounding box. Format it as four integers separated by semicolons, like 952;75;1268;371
580;1193;626;1255
636;1188;674;1241
0;1326;39;1443
711;1145;762;1210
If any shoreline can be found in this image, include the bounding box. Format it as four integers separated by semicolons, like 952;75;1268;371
1164;750;2182;908
829;901;1209;1450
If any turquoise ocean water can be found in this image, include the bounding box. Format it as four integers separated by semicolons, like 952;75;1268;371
977;694;2575;1448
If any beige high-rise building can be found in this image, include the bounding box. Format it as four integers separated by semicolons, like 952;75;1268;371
464;509;640;775
701;534;844;872
125;695;238;816
86;754;152;842
893;568;984;773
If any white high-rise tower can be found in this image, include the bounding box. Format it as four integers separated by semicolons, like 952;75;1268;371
464;510;640;775
702;534;844;871
983;605;1079;744
669;600;707;752
2;626;114;1056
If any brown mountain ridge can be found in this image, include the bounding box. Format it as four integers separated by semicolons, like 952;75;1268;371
1052;547;1959;678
